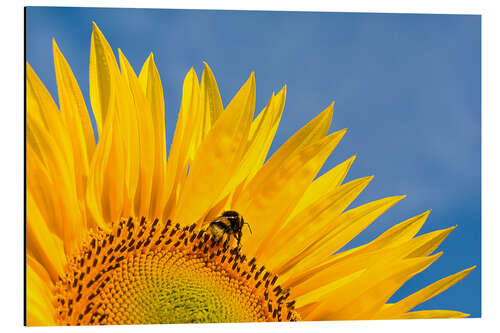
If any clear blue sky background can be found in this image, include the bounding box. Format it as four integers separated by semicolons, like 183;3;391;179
26;7;481;318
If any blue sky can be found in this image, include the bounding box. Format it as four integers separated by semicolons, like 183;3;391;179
26;7;481;317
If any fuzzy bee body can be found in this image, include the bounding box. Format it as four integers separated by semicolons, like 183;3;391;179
207;211;250;247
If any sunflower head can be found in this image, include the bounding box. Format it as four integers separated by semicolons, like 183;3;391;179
26;23;474;326
51;217;298;325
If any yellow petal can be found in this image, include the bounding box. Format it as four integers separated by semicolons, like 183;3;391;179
184;63;224;204
286;226;455;298
88;25;142;223
173;73;255;225
86;105;126;230
119;49;156;218
231;103;334;228
221;93;273;196
289;195;405;272
255;102;333;178
393;310;469;319
295;302;321;319
357;210;431;254
309;210;429;268
236;129;346;258
291;155;356;217
221;88;286;201
138;53;168;218
26;190;66;283
199;62;223;138
375;266;475;318
306;253;441;320
26;257;56;326
26;63;74;165
264;176;374;273
287;249;386;299
89;22;120;134
26;144;59;236
334;213;449;266
242;87;287;180
53;39;95;202
233;103;333;218
203;194;230;223
27;64;86;254
295;270;365;310
112;53;141;212
163;68;200;219
406;226;455;258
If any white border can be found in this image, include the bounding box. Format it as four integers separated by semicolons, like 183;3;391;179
13;0;490;14
3;1;498;332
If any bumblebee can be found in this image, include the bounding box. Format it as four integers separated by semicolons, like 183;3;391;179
207;211;251;247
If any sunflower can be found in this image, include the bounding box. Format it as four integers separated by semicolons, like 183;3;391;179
26;23;475;326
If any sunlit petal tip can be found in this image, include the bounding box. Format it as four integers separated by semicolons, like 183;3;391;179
338;127;348;136
431;251;444;260
415;252;442;271
339;154;357;176
91;22;106;39
321;107;335;132
324;102;334;115
92;21;100;31
202;62;216;79
386;195;407;207
274;85;287;100
427;226;457;246
118;49;134;73
52;40;65;66
202;61;211;70
400;310;470;319
376;265;477;320
410;210;431;223
51;39;61;60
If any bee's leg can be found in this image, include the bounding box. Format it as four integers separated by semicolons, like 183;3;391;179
236;230;242;249
222;234;230;251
